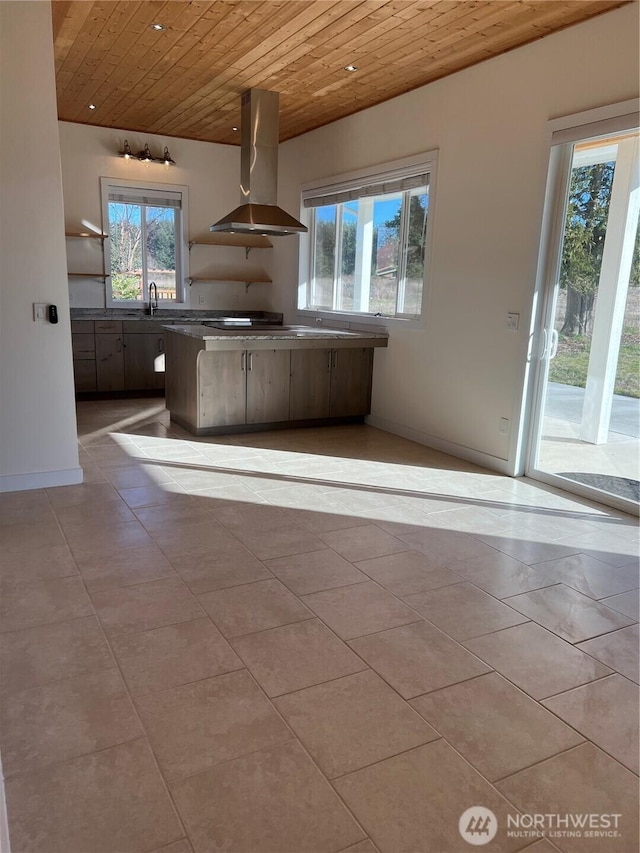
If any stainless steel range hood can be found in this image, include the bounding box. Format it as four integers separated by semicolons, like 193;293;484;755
210;89;307;237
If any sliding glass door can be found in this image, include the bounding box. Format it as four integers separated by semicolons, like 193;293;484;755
526;128;640;514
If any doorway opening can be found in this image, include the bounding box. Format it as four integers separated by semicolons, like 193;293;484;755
526;125;639;514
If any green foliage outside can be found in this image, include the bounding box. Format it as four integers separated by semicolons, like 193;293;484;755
147;218;175;271
550;157;640;399
550;333;639;398
109;202;176;301
559;162;614;336
312;194;427;314
111;274;142;301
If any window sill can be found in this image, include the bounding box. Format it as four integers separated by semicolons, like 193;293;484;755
294;309;424;332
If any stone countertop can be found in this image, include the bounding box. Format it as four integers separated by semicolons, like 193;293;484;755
164;324;389;351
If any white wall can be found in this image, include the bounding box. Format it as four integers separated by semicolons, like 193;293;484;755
274;3;639;473
58;123;275;313
0;1;81;492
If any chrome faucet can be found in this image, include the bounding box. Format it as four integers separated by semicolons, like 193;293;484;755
148;282;158;316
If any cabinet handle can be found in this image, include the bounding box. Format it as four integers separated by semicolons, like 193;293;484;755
116;338;122;353
241;352;246;371
332;350;338;370
247;352;253;371
327;351;332;370
157;337;163;353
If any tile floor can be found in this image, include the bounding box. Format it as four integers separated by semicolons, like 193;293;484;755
0;398;638;853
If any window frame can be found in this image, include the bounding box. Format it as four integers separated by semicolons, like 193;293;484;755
296;151;438;328
100;176;189;308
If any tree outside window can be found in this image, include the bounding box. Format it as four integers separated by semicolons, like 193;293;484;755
306;180;429;319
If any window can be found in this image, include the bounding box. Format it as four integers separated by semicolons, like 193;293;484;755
301;159;434;319
101;179;187;305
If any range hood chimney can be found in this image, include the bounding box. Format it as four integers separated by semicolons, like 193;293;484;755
210;89;307;237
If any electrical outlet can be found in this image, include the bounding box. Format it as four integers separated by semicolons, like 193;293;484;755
198;295;205;305
499;417;510;435
506;313;520;330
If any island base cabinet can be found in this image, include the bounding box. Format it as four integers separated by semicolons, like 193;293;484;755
329;347;374;417
198;349;291;427
246;350;290;424
199;350;246;427
290;347;373;420
290;349;331;420
165;331;379;436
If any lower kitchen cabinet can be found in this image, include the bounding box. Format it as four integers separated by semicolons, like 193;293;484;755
329;347;374;417
71;322;97;391
124;333;165;390
72;359;97;392
246;349;290;424
72;320;168;394
290;347;373;420
197;349;290;428
289;349;331;420
199;350;246;427
95;333;124;391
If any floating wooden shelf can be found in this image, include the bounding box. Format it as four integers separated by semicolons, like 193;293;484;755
189;234;272;249
188;236;272;290
187;274;271;292
65;231;108;239
66;231;109;280
67;272;109;279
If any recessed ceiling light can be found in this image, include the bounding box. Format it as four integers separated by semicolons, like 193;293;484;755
150;23;165;31
88;104;97;110
344;64;358;72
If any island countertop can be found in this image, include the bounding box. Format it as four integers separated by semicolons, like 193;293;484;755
163;324;389;351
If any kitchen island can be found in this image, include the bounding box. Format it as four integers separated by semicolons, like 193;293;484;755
164;324;388;435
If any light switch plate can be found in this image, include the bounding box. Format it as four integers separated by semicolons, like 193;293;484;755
506;312;520;330
33;303;47;321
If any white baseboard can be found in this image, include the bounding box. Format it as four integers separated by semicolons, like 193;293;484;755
0;467;83;493
365;414;515;477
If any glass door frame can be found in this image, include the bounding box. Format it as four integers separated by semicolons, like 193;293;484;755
522;103;640;517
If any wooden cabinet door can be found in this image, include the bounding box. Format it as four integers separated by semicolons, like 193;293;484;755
124;334;165;390
95;334;124;391
329;347;374;417
198;350;246;428
73;360;97;392
289;348;331;420
71;333;95;359
246;349;290;424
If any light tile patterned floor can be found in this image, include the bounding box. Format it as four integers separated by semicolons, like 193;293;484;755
0;398;638;853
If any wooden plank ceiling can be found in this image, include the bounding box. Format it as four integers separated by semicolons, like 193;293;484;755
52;0;630;145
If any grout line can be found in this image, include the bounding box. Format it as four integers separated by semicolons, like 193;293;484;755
4;404;638;850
